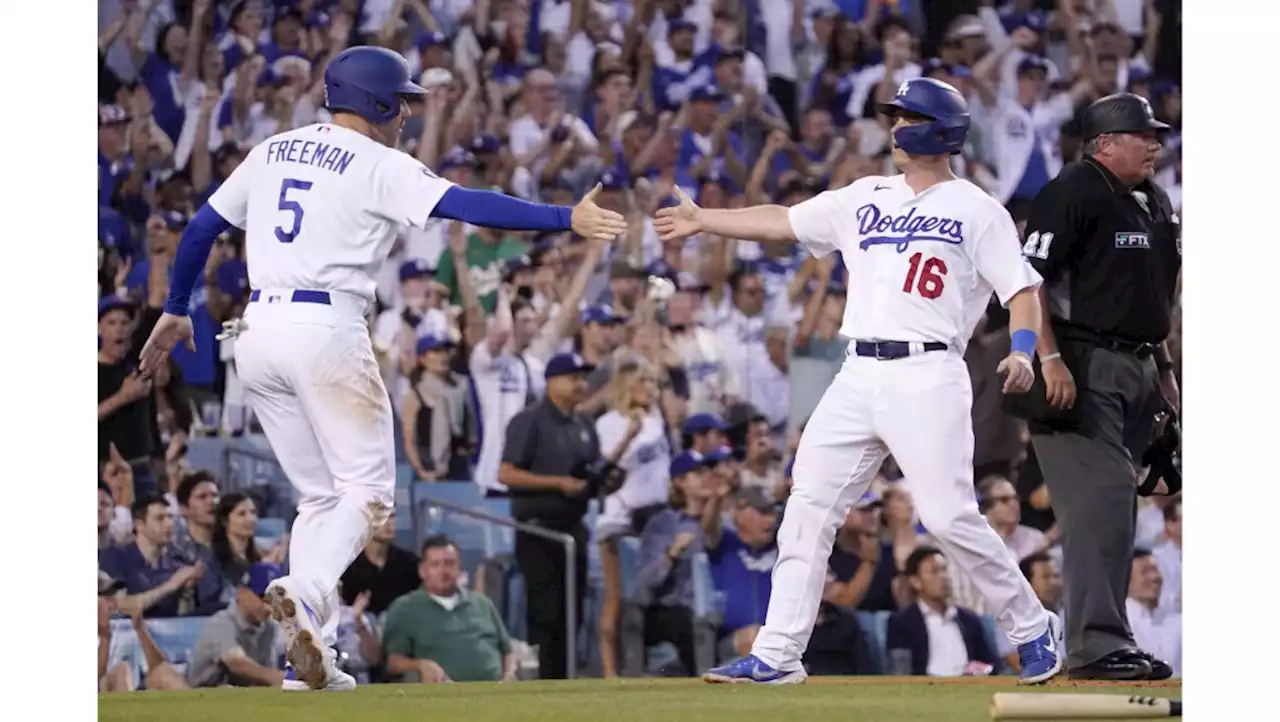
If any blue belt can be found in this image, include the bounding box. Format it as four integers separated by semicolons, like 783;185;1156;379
248;289;331;305
854;340;947;360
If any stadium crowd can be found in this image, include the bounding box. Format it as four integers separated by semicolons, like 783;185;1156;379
97;0;1183;689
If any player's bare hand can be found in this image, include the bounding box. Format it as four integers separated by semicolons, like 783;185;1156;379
571;184;628;242
1041;356;1077;409
139;313;196;377
653;187;704;243
997;352;1035;395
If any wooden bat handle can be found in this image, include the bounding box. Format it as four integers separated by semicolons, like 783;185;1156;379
990;693;1182;720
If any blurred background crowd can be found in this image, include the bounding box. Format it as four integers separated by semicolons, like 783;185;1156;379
97;0;1183;690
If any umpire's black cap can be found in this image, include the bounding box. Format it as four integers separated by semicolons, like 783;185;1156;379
1081;92;1171;140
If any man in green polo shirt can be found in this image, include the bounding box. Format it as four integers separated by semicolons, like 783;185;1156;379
434;225;529;314
383;534;517;683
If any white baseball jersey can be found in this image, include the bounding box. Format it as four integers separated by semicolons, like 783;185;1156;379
787;175;1042;354
468;341;536;494
207;123;454;302
595;409;672;536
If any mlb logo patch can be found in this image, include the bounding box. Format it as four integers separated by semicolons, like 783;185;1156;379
1115;232;1150;249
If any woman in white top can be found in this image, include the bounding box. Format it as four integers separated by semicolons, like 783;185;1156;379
595;360;673;677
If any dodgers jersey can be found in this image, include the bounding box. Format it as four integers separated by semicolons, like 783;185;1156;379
787;175;1042;354
206;123;454;302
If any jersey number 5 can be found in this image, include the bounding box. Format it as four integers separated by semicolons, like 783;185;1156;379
903;252;947;299
1023;231;1054;260
275;178;314;243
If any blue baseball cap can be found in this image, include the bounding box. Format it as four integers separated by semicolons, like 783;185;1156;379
1014;10;1048;33
160;210;188;231
243;561;284;597
854;489;882;509
704;446;735;465
415;334;454;355
470;133;501;155
503;254;534;280
216;258;249;297
670;450;706;477
1017;55;1051;77
417;31;448;51
689;85;724;103
668;19;697;35
545;352;595;379
399;258;434;282
599;169;627;191
683;413;728;435
98;296;136;320
439;148;475;172
580;304;622;325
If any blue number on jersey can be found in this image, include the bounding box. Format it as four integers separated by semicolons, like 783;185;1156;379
275;178;314;243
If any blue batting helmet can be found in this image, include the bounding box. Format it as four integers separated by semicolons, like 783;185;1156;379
875;78;970;156
323;46;427;125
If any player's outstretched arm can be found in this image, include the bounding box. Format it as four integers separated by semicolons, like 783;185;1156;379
653;187;798;245
430;183;627;242
139;204;234;376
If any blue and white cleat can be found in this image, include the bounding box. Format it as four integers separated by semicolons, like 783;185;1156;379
1017;611;1065;685
703;655;808;685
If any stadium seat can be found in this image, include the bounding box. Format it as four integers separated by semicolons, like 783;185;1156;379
107;616;216;689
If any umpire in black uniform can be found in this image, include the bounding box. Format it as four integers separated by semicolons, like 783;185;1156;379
499;352;604;680
1006;93;1180;681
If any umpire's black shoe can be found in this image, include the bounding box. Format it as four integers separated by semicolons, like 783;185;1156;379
1067;650;1153;680
1132;649;1174;680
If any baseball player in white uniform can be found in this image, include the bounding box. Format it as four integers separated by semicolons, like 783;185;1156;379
654;78;1064;685
139;46;626;691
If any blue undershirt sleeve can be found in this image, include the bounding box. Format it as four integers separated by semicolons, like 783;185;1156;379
430;186;573;231
163;205;233;316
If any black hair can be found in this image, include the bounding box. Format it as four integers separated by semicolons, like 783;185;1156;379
212;492;261;569
1018;551;1053;582
903;545;943;578
130;494;169;522
727;263;762;293
421;533;457;557
874;16;912;44
176;470;218;507
1132;548;1153;562
157;22;186;64
594;68;631;92
99;481;114;499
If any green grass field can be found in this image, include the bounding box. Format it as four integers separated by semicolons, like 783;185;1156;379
98;677;1183;722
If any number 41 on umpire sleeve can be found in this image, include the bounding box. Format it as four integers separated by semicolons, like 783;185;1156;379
1023;231;1054;260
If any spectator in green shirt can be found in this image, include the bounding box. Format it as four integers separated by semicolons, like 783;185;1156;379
435;225;529;314
382;535;518;683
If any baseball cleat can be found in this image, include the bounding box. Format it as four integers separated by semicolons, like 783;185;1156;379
703;655;808;685
1017;611;1065;685
266;577;329;690
282;662;357;692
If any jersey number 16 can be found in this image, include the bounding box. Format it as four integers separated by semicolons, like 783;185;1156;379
275;178;314;243
903;252;947;300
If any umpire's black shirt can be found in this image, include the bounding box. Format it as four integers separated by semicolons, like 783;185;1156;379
502;398;601;526
1024;156;1181;342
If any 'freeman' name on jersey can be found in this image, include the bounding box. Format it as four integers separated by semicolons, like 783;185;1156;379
264;137;356;175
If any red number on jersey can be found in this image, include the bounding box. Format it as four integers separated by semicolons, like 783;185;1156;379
902;253;948;299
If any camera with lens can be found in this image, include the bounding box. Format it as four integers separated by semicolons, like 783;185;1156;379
570;458;626;498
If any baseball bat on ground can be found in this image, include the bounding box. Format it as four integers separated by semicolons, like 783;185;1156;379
990;693;1182;719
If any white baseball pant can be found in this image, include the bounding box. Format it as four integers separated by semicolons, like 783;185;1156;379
234;288;396;648
751;349;1048;669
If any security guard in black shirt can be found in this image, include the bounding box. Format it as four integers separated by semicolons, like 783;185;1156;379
1005;93;1180;682
499;351;622;680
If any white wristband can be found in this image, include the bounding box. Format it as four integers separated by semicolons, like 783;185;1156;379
1041;352;1062;362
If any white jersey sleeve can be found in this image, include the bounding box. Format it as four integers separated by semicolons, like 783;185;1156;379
970;201;1044;307
207;145;259;228
370;151;455;230
787;187;849;259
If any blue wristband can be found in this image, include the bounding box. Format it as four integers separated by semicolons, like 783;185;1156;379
1011;329;1038;357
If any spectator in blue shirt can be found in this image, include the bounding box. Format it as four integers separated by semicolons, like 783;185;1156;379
653;20;711;112
676;85;745;193
99;495;210;618
704;484;779;661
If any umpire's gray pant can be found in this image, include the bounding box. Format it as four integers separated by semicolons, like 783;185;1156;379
1030;347;1165;669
